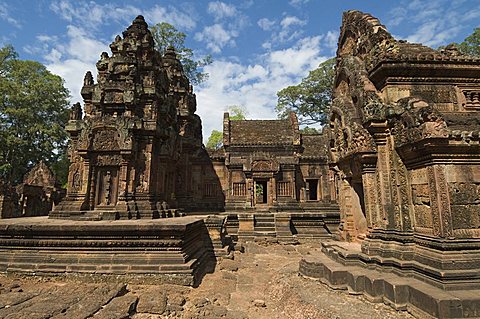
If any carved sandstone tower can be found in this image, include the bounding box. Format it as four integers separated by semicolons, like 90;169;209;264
329;10;480;287
52;16;201;219
301;11;480;318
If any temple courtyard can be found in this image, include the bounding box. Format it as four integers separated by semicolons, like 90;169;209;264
0;240;413;319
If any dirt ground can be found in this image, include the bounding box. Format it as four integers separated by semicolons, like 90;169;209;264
0;242;414;319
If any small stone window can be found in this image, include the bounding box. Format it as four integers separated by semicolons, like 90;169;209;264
203;183;218;197
232;183;246;196
277;182;291;197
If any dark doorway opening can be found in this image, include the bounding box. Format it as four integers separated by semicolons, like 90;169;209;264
307;179;318;200
352;181;366;218
255;180;268;204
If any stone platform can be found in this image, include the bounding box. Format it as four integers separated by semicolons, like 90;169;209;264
299;241;480;319
0;216;215;286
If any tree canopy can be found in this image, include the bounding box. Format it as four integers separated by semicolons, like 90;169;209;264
440;27;480;57
206;106;247;150
457;27;480;57
150;22;212;85
276;58;335;126
0;45;70;185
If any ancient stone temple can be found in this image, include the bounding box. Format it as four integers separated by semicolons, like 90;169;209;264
211;112;340;241
300;11;480;318
16;161;65;216
0;162;64;218
51;15;221;219
0;17;219;285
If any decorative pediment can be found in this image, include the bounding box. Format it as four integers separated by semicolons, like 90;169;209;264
251;159;279;172
93;129;120;151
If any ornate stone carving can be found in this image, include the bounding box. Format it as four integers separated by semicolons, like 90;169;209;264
96;154;122;166
251;160;278;172
93;129;119;151
69;102;82;120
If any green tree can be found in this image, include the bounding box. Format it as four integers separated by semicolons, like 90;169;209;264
227;105;248;120
300;126;319;134
276;58;335;126
206;130;223;150
150;22;212;85
440;28;480;57
205;106;247;150
0;45;70;185
457;27;480;56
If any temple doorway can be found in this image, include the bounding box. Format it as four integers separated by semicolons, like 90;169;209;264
307;179;318;200
255;180;268;205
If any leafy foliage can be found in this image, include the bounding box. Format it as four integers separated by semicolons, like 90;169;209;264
150;22;212;85
276;58;335;126
0;45;70;185
206;130;223;150
300;126;319;134
457;27;480;56
227;105;248;120
205;106;247;150
440;28;480;57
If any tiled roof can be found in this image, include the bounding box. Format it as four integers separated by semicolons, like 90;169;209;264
301;134;329;159
229;119;294;145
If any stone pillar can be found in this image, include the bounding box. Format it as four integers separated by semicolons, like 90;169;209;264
275;213;295;243
270;177;277;207
237;213;254;242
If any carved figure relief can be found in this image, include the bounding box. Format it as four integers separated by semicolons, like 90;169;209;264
95;167;118;207
72;169;82;191
93;129;119;150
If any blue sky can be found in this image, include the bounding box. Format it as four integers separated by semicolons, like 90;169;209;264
1;0;479;141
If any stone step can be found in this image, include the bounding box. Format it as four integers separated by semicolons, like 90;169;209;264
299;251;480;319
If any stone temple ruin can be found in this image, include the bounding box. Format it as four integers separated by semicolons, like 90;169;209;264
0;10;479;318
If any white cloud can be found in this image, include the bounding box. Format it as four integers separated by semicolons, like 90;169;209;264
144;5;196;30
280;16;306;29
195;24;237;53
64;26;107;63
196;2;247;54
324;30;338;52
207;1;237;21
288;0;310;7
35;23;109;104
0;2;21;28
49;1;196;31
196;35;328;142
47;58;94;104
257;18;276;31
37;35;59;43
389;0;480;47
261;15;308;48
